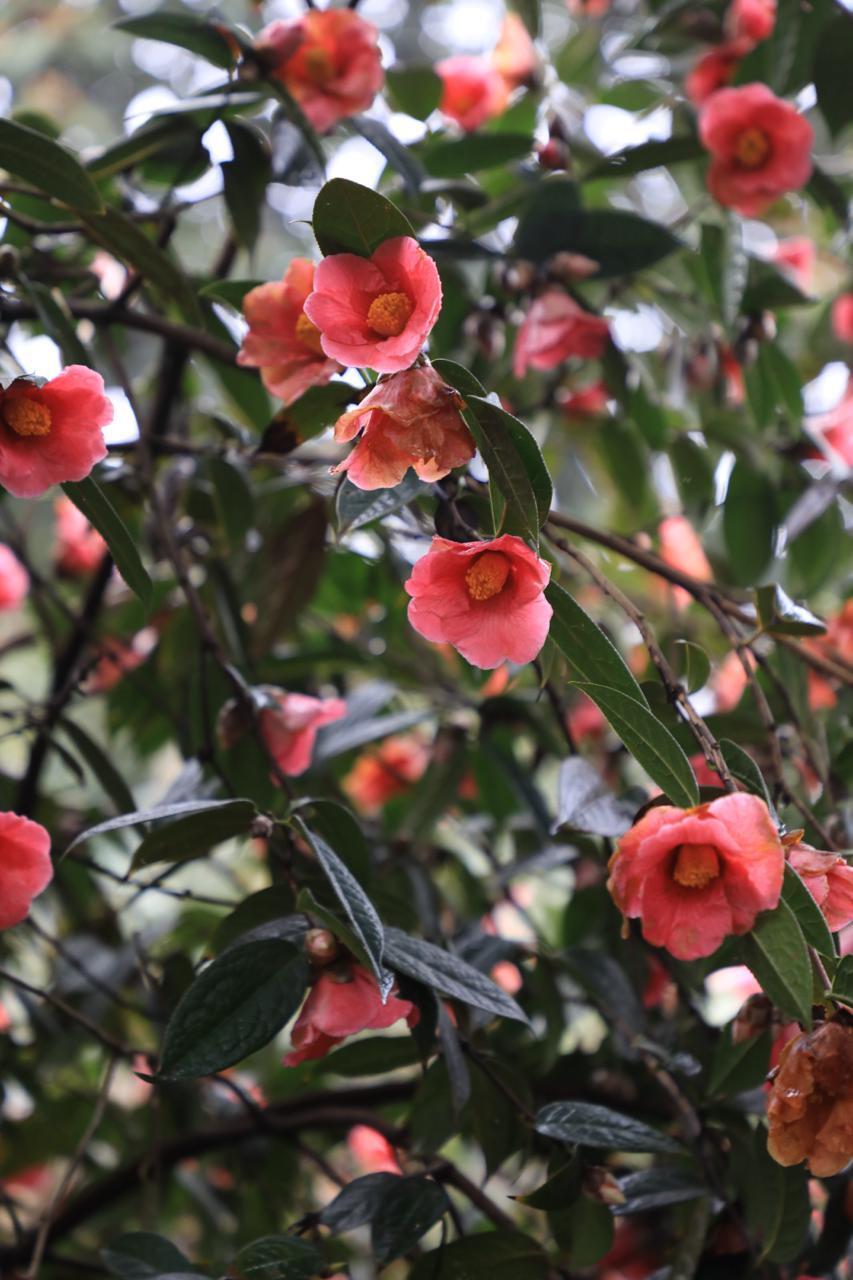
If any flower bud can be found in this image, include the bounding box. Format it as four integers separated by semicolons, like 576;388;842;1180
304;928;341;966
582;1166;626;1206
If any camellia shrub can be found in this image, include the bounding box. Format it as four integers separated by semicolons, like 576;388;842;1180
2;0;853;1276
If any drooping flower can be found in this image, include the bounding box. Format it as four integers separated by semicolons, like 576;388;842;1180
787;841;853;932
259;690;347;779
832;294;853;344
513;291;609;378
492;13;537;89
331;367;474;490
725;0;776;44
767;1020;853;1176
54;496;107;576
348;1125;402;1175
773;236;816;294
405;534;553;670
436;55;509;132
658;515;714;611
283;962;418;1066
607;793;784;961
685;45;743;106
304;237;442;374
0;812;52;931
698;84;814;216
255;11;383;134
343;734;430;814
0;367;112;499
237;259;342;406
0;545;28;611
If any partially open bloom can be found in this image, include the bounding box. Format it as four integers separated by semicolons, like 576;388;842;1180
773;237;815;294
699;84;813;216
768;1020;853;1176
332;367;474;490
513;291;609;378
608;793;784;961
0;367;112;499
348;1125;402;1175
0;545;28;611
436;56;509;132
283;962;418;1066
832;294;853;344
54;496;106;576
405;534;552;670
787;841;853;932
238;259;342;406
492;13;537;89
658;516;713;610
726;0;776;44
255;11;383;134
344;734;430;813
260;690;347;778
686;45;743;106
304;237;442;374
0;812;52;931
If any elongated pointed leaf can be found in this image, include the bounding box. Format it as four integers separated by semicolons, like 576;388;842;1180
546;583;647;704
312;178;414;258
462;396;552;542
383;927;528;1023
62;478;152;610
66;798;253;853
130;799;257;870
0;118;104;213
535;1101;683;1153
782;863;836;962
740;900;813;1026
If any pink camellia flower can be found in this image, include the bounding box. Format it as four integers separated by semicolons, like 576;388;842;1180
283;962;419;1066
688;753;727;790
0;811;52;931
513;291;609;378
238;259;342;406
304;237;442;375
607;793;784;961
436;56;509;132
725;0;776;44
567;693;608;744
492;13;537;89
331;367;474;490
255;10;383;134
405;534;552;670
348;1124;402;1175
0;367;112;499
53;496;107;576
832;294;853;344
807;382;853;471
787;840;853;932
260;690;347;779
685;45;743;106
711;648;755;713
658;516;713;611
0;545;28;611
343;734;430;814
491;960;523;995
698;84;813;216
559;381;609;421
773;237;815;294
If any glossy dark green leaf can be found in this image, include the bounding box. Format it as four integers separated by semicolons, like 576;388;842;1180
102;1232;200;1278
723;462;777;586
782;863;836;962
312;709;430;764
516;1159;582;1210
462;395;552;541
431;358;486;398
746;1128;811;1263
66;798;253;854
130;799;257;870
0;117;103;212
312;178;415;257
319;1173;400;1232
514;186;681;275
383;927;528;1022
740;900;813;1027
61;478;152;611
335;471;428;535
113;13;242;69
59;717;136;815
755;584;826;637
586;134;703;180
707;1026;772;1098
409;1231;549;1280
554;757;636;837
616;1167;707;1215
348;116;425;196
718;740;773;810
552;1199;614;1265
232;1235;324;1280
290;797;372;885
372;1177;450;1262
386;66;443;120
830;954;853;1006
158;940;310;1079
425;133;532;178
535;1101;683;1153
546;584;647;704
814;13;853;136
222;121;271;249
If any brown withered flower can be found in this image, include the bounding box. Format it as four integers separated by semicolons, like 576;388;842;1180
766;1019;853;1176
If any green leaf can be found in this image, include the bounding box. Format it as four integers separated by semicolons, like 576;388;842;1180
208;457;254;551
514;186;682;275
572;683;700;808
409;1231;549;1280
319;1173;400;1231
324;1035;421;1077
113;13;242;69
718;740;773;810
670;436;716;516
130;798;257;871
222;121;271;250
80;207;201;324
312;709;430;766
19;278;88;366
755;584;826;637
386;67;443;120
0;117;104;213
782;863;836;962
59;718;136;815
674;640;711;695
814;13;853;136
431;358;486;398
512;178;581;261
554;757;636;838
462;395;552;542
424;133;532;178
335;471;428;535
723;462;777;586
61;478;152;611
372;1177;450;1262
312;178;415;258
616;1167;708;1214
830;954;853;1007
290;797;372;886
586;134;703;180
348;116;425;197
293;816;388;990
232;1235;324;1280
65;798;252;854
158;940;310;1079
745;1127;811;1263
102;1232;200;1278
383;927;528;1023
740;900;813;1026
552;1200;614;1266
535;1101;683;1153
546;583;647;705
516;1159;582;1210
198;279;262;310
707;1026;772;1098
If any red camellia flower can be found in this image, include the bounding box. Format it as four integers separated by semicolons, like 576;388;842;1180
0;544;28;611
0;811;52;931
54;496;107;576
492;13;537;89
238;259;342;406
725;0;776;44
344;734;430;814
787;841;853;932
559;381;609;421
304;237;442;374
436;56;509;132
283;962;418;1066
255;11;383;134
260;690;347;779
0;367;112;499
773;236;815;293
685;45;743;106
331;367;474;490
405;534;552;670
832;294;853;344
698;84;813;216
807;383;853;472
513;291;609;378
348;1124;402;1175
607;793;784;961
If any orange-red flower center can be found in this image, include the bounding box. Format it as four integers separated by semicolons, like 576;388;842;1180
2;395;52;439
734;127;770;169
465;551;511;602
303;46;335;84
672;842;721;889
295;310;326;356
367;291;413;338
